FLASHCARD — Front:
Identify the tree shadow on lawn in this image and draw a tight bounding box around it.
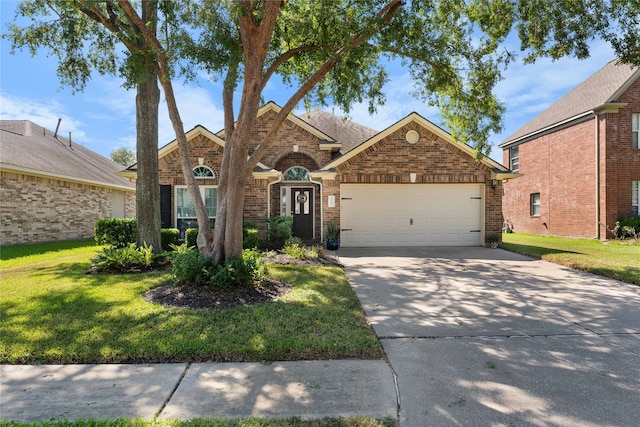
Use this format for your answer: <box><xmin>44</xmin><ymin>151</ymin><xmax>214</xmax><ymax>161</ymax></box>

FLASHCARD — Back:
<box><xmin>501</xmin><ymin>242</ymin><xmax>581</xmax><ymax>258</ymax></box>
<box><xmin>1</xmin><ymin>262</ymin><xmax>382</xmax><ymax>364</ymax></box>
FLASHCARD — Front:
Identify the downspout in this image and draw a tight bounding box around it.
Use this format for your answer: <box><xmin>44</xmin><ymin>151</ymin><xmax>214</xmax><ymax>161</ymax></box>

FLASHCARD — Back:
<box><xmin>594</xmin><ymin>110</ymin><xmax>601</xmax><ymax>239</ymax></box>
<box><xmin>266</xmin><ymin>173</ymin><xmax>283</xmax><ymax>220</ymax></box>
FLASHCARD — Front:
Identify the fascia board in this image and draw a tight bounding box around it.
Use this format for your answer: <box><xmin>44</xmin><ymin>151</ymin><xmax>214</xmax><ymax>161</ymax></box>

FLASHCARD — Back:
<box><xmin>322</xmin><ymin>112</ymin><xmax>509</xmax><ymax>172</ymax></box>
<box><xmin>1</xmin><ymin>162</ymin><xmax>136</xmax><ymax>192</ymax></box>
<box><xmin>216</xmin><ymin>101</ymin><xmax>337</xmax><ymax>143</ymax></box>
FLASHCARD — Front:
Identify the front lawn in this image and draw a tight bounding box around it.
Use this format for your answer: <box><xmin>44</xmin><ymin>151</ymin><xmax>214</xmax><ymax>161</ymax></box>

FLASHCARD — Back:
<box><xmin>0</xmin><ymin>241</ymin><xmax>382</xmax><ymax>364</ymax></box>
<box><xmin>501</xmin><ymin>233</ymin><xmax>640</xmax><ymax>285</ymax></box>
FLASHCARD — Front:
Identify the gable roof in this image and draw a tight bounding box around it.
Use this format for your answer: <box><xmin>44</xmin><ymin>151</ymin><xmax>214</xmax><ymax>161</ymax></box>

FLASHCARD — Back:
<box><xmin>322</xmin><ymin>112</ymin><xmax>512</xmax><ymax>174</ymax></box>
<box><xmin>216</xmin><ymin>102</ymin><xmax>337</xmax><ymax>144</ymax></box>
<box><xmin>500</xmin><ymin>59</ymin><xmax>640</xmax><ymax>147</ymax></box>
<box><xmin>0</xmin><ymin>120</ymin><xmax>135</xmax><ymax>191</ymax></box>
<box><xmin>297</xmin><ymin>109</ymin><xmax>378</xmax><ymax>154</ymax></box>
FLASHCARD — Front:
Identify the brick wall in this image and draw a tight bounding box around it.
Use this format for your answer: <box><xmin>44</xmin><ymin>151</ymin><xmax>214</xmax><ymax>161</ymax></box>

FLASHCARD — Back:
<box><xmin>335</xmin><ymin>122</ymin><xmax>502</xmax><ymax>243</ymax></box>
<box><xmin>601</xmin><ymin>78</ymin><xmax>640</xmax><ymax>235</ymax></box>
<box><xmin>1</xmin><ymin>171</ymin><xmax>135</xmax><ymax>246</ymax></box>
<box><xmin>158</xmin><ymin>117</ymin><xmax>505</xmax><ymax>245</ymax></box>
<box><xmin>502</xmin><ymin>77</ymin><xmax>640</xmax><ymax>239</ymax></box>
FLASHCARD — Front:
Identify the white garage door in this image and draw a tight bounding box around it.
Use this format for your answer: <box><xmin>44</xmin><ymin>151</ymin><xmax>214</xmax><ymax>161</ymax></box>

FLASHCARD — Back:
<box><xmin>340</xmin><ymin>184</ymin><xmax>483</xmax><ymax>247</ymax></box>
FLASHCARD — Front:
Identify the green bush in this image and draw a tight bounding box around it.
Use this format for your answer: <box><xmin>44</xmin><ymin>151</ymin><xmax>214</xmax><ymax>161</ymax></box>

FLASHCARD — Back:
<box><xmin>169</xmin><ymin>245</ymin><xmax>266</xmax><ymax>288</ymax></box>
<box><xmin>169</xmin><ymin>243</ymin><xmax>211</xmax><ymax>286</ymax></box>
<box><xmin>243</xmin><ymin>221</ymin><xmax>260</xmax><ymax>249</ymax></box>
<box><xmin>211</xmin><ymin>249</ymin><xmax>267</xmax><ymax>288</ymax></box>
<box><xmin>264</xmin><ymin>216</ymin><xmax>293</xmax><ymax>250</ymax></box>
<box><xmin>185</xmin><ymin>227</ymin><xmax>215</xmax><ymax>248</ymax></box>
<box><xmin>161</xmin><ymin>228</ymin><xmax>180</xmax><ymax>250</ymax></box>
<box><xmin>619</xmin><ymin>215</ymin><xmax>640</xmax><ymax>231</ymax></box>
<box><xmin>94</xmin><ymin>218</ymin><xmax>137</xmax><ymax>248</ymax></box>
<box><xmin>90</xmin><ymin>243</ymin><xmax>156</xmax><ymax>272</ymax></box>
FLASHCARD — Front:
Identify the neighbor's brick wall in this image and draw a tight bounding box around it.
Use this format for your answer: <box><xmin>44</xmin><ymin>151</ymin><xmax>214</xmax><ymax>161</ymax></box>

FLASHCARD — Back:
<box><xmin>0</xmin><ymin>171</ymin><xmax>135</xmax><ymax>246</ymax></box>
<box><xmin>502</xmin><ymin>119</ymin><xmax>597</xmax><ymax>238</ymax></box>
<box><xmin>336</xmin><ymin>122</ymin><xmax>502</xmax><ymax>243</ymax></box>
<box><xmin>601</xmin><ymin>78</ymin><xmax>640</xmax><ymax>236</ymax></box>
<box><xmin>502</xmin><ymin>77</ymin><xmax>640</xmax><ymax>239</ymax></box>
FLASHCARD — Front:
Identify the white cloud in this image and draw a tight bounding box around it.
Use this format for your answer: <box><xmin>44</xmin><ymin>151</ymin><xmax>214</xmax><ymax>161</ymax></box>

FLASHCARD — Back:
<box><xmin>0</xmin><ymin>91</ymin><xmax>87</xmax><ymax>141</ymax></box>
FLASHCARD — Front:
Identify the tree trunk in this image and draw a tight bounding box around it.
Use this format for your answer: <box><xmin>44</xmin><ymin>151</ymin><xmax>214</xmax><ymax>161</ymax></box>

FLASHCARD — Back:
<box><xmin>135</xmin><ymin>0</ymin><xmax>162</xmax><ymax>253</ymax></box>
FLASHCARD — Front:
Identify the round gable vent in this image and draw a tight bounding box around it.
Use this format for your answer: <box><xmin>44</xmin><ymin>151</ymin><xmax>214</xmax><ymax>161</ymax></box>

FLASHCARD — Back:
<box><xmin>406</xmin><ymin>130</ymin><xmax>420</xmax><ymax>144</ymax></box>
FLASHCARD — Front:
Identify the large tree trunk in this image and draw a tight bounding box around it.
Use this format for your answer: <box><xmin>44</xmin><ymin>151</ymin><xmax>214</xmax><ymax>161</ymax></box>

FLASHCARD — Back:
<box><xmin>135</xmin><ymin>0</ymin><xmax>162</xmax><ymax>253</ymax></box>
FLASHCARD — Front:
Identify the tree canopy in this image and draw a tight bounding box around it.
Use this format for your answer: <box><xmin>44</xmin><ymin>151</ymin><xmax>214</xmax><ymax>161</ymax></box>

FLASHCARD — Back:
<box><xmin>6</xmin><ymin>0</ymin><xmax>639</xmax><ymax>264</ymax></box>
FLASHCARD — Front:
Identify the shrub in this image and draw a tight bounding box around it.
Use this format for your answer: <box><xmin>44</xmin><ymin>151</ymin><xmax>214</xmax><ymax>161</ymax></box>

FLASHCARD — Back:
<box><xmin>264</xmin><ymin>216</ymin><xmax>293</xmax><ymax>250</ymax></box>
<box><xmin>161</xmin><ymin>228</ymin><xmax>180</xmax><ymax>250</ymax></box>
<box><xmin>94</xmin><ymin>218</ymin><xmax>137</xmax><ymax>248</ymax></box>
<box><xmin>283</xmin><ymin>237</ymin><xmax>306</xmax><ymax>259</ymax></box>
<box><xmin>169</xmin><ymin>243</ymin><xmax>211</xmax><ymax>286</ymax></box>
<box><xmin>169</xmin><ymin>245</ymin><xmax>266</xmax><ymax>288</ymax></box>
<box><xmin>243</xmin><ymin>221</ymin><xmax>260</xmax><ymax>249</ymax></box>
<box><xmin>90</xmin><ymin>243</ymin><xmax>156</xmax><ymax>272</ymax></box>
<box><xmin>619</xmin><ymin>215</ymin><xmax>640</xmax><ymax>235</ymax></box>
<box><xmin>210</xmin><ymin>249</ymin><xmax>267</xmax><ymax>288</ymax></box>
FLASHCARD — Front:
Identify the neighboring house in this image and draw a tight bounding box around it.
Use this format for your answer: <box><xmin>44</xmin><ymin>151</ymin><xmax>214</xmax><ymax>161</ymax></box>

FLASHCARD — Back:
<box><xmin>0</xmin><ymin>120</ymin><xmax>136</xmax><ymax>246</ymax></box>
<box><xmin>500</xmin><ymin>60</ymin><xmax>640</xmax><ymax>239</ymax></box>
<box><xmin>122</xmin><ymin>102</ymin><xmax>515</xmax><ymax>247</ymax></box>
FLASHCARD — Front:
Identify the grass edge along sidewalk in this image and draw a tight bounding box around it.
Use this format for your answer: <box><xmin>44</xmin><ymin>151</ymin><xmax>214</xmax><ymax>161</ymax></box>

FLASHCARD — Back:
<box><xmin>502</xmin><ymin>233</ymin><xmax>640</xmax><ymax>285</ymax></box>
<box><xmin>0</xmin><ymin>239</ymin><xmax>383</xmax><ymax>364</ymax></box>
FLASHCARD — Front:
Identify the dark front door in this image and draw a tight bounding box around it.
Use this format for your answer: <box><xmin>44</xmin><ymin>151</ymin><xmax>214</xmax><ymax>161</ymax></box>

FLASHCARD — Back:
<box><xmin>292</xmin><ymin>187</ymin><xmax>313</xmax><ymax>239</ymax></box>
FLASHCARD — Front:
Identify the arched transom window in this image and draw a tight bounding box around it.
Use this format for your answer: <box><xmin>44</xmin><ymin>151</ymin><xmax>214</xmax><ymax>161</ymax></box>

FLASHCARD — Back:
<box><xmin>283</xmin><ymin>166</ymin><xmax>310</xmax><ymax>181</ymax></box>
<box><xmin>193</xmin><ymin>166</ymin><xmax>215</xmax><ymax>178</ymax></box>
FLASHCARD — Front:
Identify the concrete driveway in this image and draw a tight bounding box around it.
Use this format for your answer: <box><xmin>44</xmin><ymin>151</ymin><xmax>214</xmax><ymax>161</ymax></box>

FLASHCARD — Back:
<box><xmin>339</xmin><ymin>247</ymin><xmax>640</xmax><ymax>427</ymax></box>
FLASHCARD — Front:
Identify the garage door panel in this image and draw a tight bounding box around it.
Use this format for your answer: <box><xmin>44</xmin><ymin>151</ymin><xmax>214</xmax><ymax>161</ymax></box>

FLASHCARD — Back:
<box><xmin>340</xmin><ymin>184</ymin><xmax>482</xmax><ymax>247</ymax></box>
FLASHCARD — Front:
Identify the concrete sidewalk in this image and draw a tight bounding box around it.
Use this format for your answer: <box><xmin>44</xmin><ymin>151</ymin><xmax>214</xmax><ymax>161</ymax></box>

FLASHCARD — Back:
<box><xmin>1</xmin><ymin>361</ymin><xmax>397</xmax><ymax>423</ymax></box>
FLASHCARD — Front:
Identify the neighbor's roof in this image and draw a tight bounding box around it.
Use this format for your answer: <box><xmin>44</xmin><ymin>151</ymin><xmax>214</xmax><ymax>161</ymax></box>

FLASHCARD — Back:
<box><xmin>298</xmin><ymin>109</ymin><xmax>379</xmax><ymax>154</ymax></box>
<box><xmin>500</xmin><ymin>59</ymin><xmax>639</xmax><ymax>147</ymax></box>
<box><xmin>0</xmin><ymin>120</ymin><xmax>135</xmax><ymax>191</ymax></box>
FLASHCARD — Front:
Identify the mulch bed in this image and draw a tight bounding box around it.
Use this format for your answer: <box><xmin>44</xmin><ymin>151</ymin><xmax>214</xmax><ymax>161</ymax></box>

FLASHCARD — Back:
<box><xmin>143</xmin><ymin>252</ymin><xmax>342</xmax><ymax>310</ymax></box>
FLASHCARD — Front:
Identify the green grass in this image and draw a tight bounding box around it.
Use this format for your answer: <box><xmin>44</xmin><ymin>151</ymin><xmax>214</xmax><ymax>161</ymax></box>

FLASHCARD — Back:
<box><xmin>502</xmin><ymin>233</ymin><xmax>640</xmax><ymax>285</ymax></box>
<box><xmin>0</xmin><ymin>417</ymin><xmax>395</xmax><ymax>427</ymax></box>
<box><xmin>0</xmin><ymin>241</ymin><xmax>382</xmax><ymax>364</ymax></box>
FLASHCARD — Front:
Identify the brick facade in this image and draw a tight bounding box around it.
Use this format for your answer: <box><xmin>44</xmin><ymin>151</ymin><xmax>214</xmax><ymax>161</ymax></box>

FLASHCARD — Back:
<box><xmin>0</xmin><ymin>171</ymin><xmax>135</xmax><ymax>246</ymax></box>
<box><xmin>502</xmin><ymin>78</ymin><xmax>640</xmax><ymax>239</ymax></box>
<box><xmin>157</xmin><ymin>106</ymin><xmax>507</xmax><ymax>246</ymax></box>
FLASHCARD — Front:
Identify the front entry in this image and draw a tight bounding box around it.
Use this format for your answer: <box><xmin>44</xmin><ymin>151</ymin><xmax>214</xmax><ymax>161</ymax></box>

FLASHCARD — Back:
<box><xmin>291</xmin><ymin>187</ymin><xmax>314</xmax><ymax>239</ymax></box>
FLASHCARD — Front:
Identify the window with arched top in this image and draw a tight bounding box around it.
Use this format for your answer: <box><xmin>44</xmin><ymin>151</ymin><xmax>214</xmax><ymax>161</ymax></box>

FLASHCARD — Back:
<box><xmin>283</xmin><ymin>166</ymin><xmax>309</xmax><ymax>181</ymax></box>
<box><xmin>193</xmin><ymin>166</ymin><xmax>215</xmax><ymax>178</ymax></box>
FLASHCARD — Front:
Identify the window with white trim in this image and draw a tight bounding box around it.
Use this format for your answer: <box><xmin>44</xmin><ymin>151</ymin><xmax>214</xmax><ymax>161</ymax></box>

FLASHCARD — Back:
<box><xmin>283</xmin><ymin>166</ymin><xmax>310</xmax><ymax>181</ymax></box>
<box><xmin>633</xmin><ymin>181</ymin><xmax>639</xmax><ymax>216</ymax></box>
<box><xmin>176</xmin><ymin>186</ymin><xmax>217</xmax><ymax>238</ymax></box>
<box><xmin>510</xmin><ymin>146</ymin><xmax>519</xmax><ymax>172</ymax></box>
<box><xmin>193</xmin><ymin>166</ymin><xmax>215</xmax><ymax>178</ymax></box>
<box><xmin>530</xmin><ymin>193</ymin><xmax>541</xmax><ymax>216</ymax></box>
<box><xmin>633</xmin><ymin>113</ymin><xmax>639</xmax><ymax>149</ymax></box>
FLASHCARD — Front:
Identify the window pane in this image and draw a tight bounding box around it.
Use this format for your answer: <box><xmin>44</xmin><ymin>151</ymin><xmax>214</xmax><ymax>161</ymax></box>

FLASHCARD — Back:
<box><xmin>204</xmin><ymin>187</ymin><xmax>217</xmax><ymax>218</ymax></box>
<box><xmin>284</xmin><ymin>167</ymin><xmax>309</xmax><ymax>181</ymax></box>
<box><xmin>531</xmin><ymin>193</ymin><xmax>540</xmax><ymax>216</ymax></box>
<box><xmin>633</xmin><ymin>181</ymin><xmax>639</xmax><ymax>215</ymax></box>
<box><xmin>510</xmin><ymin>147</ymin><xmax>519</xmax><ymax>171</ymax></box>
<box><xmin>193</xmin><ymin>166</ymin><xmax>215</xmax><ymax>178</ymax></box>
<box><xmin>634</xmin><ymin>114</ymin><xmax>639</xmax><ymax>149</ymax></box>
<box><xmin>177</xmin><ymin>188</ymin><xmax>196</xmax><ymax>218</ymax></box>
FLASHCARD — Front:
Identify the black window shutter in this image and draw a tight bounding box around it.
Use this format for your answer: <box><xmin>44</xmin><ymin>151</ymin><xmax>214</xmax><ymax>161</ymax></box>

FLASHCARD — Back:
<box><xmin>160</xmin><ymin>185</ymin><xmax>172</xmax><ymax>228</ymax></box>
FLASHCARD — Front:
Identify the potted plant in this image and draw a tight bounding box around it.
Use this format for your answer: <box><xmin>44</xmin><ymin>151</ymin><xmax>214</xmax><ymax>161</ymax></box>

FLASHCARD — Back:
<box><xmin>326</xmin><ymin>221</ymin><xmax>340</xmax><ymax>250</ymax></box>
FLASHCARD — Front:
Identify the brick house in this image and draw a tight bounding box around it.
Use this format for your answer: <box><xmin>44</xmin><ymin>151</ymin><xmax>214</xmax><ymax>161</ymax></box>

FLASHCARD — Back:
<box><xmin>0</xmin><ymin>120</ymin><xmax>136</xmax><ymax>246</ymax></box>
<box><xmin>124</xmin><ymin>102</ymin><xmax>515</xmax><ymax>247</ymax></box>
<box><xmin>499</xmin><ymin>60</ymin><xmax>640</xmax><ymax>239</ymax></box>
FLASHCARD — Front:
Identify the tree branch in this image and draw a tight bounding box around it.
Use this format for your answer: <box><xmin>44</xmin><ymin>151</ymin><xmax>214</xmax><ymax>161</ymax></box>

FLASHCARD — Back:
<box><xmin>247</xmin><ymin>0</ymin><xmax>404</xmax><ymax>168</ymax></box>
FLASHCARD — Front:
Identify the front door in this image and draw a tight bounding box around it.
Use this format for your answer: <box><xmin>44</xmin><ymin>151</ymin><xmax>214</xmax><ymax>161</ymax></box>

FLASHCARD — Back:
<box><xmin>292</xmin><ymin>187</ymin><xmax>313</xmax><ymax>239</ymax></box>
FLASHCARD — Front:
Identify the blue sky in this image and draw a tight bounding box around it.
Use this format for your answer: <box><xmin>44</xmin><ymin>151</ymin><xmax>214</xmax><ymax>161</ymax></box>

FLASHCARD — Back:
<box><xmin>1</xmin><ymin>1</ymin><xmax>617</xmax><ymax>163</ymax></box>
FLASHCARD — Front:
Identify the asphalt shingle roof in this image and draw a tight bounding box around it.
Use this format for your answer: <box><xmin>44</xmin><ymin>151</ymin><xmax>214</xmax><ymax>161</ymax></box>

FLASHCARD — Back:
<box><xmin>0</xmin><ymin>120</ymin><xmax>135</xmax><ymax>190</ymax></box>
<box><xmin>298</xmin><ymin>109</ymin><xmax>379</xmax><ymax>154</ymax></box>
<box><xmin>501</xmin><ymin>59</ymin><xmax>639</xmax><ymax>146</ymax></box>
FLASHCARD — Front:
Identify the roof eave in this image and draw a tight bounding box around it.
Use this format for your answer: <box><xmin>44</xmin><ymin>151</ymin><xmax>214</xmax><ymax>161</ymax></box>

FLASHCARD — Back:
<box><xmin>1</xmin><ymin>162</ymin><xmax>135</xmax><ymax>191</ymax></box>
